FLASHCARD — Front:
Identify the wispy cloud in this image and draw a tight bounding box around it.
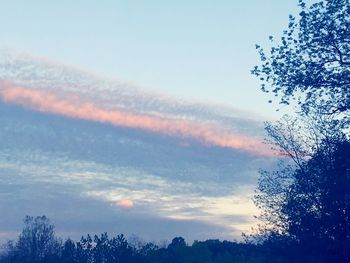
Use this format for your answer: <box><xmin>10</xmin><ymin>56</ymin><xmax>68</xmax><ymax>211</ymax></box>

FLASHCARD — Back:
<box><xmin>0</xmin><ymin>50</ymin><xmax>274</xmax><ymax>155</ymax></box>
<box><xmin>0</xmin><ymin>81</ymin><xmax>270</xmax><ymax>156</ymax></box>
<box><xmin>0</xmin><ymin>50</ymin><xmax>275</xmax><ymax>241</ymax></box>
<box><xmin>0</xmin><ymin>150</ymin><xmax>261</xmax><ymax>240</ymax></box>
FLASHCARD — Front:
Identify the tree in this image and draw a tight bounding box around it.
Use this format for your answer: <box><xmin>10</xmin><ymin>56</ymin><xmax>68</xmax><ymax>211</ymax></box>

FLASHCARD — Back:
<box><xmin>2</xmin><ymin>215</ymin><xmax>61</xmax><ymax>263</ymax></box>
<box><xmin>251</xmin><ymin>1</ymin><xmax>350</xmax><ymax>261</ymax></box>
<box><xmin>254</xmin><ymin>114</ymin><xmax>350</xmax><ymax>262</ymax></box>
<box><xmin>252</xmin><ymin>0</ymin><xmax>350</xmax><ymax>120</ymax></box>
<box><xmin>283</xmin><ymin>138</ymin><xmax>350</xmax><ymax>261</ymax></box>
<box><xmin>61</xmin><ymin>238</ymin><xmax>76</xmax><ymax>263</ymax></box>
<box><xmin>167</xmin><ymin>237</ymin><xmax>186</xmax><ymax>250</ymax></box>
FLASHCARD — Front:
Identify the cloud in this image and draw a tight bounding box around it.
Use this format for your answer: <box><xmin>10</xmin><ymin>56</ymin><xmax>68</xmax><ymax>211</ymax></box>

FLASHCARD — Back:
<box><xmin>117</xmin><ymin>199</ymin><xmax>134</xmax><ymax>208</ymax></box>
<box><xmin>0</xmin><ymin>81</ymin><xmax>272</xmax><ymax>156</ymax></box>
<box><xmin>0</xmin><ymin>50</ymin><xmax>270</xmax><ymax>132</ymax></box>
<box><xmin>0</xmin><ymin>50</ymin><xmax>277</xmax><ymax>242</ymax></box>
<box><xmin>0</xmin><ymin>150</ymin><xmax>262</xmax><ymax>241</ymax></box>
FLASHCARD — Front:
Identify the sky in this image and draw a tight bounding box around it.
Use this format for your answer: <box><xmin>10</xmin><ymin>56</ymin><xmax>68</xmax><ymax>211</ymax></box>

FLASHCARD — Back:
<box><xmin>0</xmin><ymin>0</ymin><xmax>300</xmax><ymax>117</ymax></box>
<box><xmin>0</xmin><ymin>1</ymin><xmax>301</xmax><ymax>243</ymax></box>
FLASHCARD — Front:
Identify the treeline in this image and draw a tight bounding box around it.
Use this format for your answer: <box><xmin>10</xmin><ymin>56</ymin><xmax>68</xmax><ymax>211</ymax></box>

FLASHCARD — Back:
<box><xmin>0</xmin><ymin>215</ymin><xmax>295</xmax><ymax>263</ymax></box>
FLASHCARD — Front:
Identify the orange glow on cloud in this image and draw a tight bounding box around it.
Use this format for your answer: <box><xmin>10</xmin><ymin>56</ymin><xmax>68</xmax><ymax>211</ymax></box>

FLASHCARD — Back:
<box><xmin>0</xmin><ymin>81</ymin><xmax>273</xmax><ymax>156</ymax></box>
<box><xmin>117</xmin><ymin>199</ymin><xmax>134</xmax><ymax>208</ymax></box>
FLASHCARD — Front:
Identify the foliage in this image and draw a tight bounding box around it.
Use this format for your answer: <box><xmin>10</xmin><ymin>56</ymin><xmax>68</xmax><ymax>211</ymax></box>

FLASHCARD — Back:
<box><xmin>254</xmin><ymin>116</ymin><xmax>350</xmax><ymax>262</ymax></box>
<box><xmin>252</xmin><ymin>1</ymin><xmax>350</xmax><ymax>261</ymax></box>
<box><xmin>0</xmin><ymin>216</ymin><xmax>288</xmax><ymax>263</ymax></box>
<box><xmin>1</xmin><ymin>215</ymin><xmax>61</xmax><ymax>263</ymax></box>
<box><xmin>283</xmin><ymin>138</ymin><xmax>350</xmax><ymax>260</ymax></box>
<box><xmin>252</xmin><ymin>0</ymin><xmax>350</xmax><ymax>120</ymax></box>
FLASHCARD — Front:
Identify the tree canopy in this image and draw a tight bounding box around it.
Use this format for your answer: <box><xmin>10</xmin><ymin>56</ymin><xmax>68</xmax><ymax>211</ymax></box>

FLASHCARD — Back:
<box><xmin>2</xmin><ymin>216</ymin><xmax>60</xmax><ymax>263</ymax></box>
<box><xmin>0</xmin><ymin>216</ymin><xmax>279</xmax><ymax>263</ymax></box>
<box><xmin>255</xmin><ymin>132</ymin><xmax>350</xmax><ymax>261</ymax></box>
<box><xmin>252</xmin><ymin>1</ymin><xmax>350</xmax><ymax>262</ymax></box>
<box><xmin>252</xmin><ymin>0</ymin><xmax>350</xmax><ymax>119</ymax></box>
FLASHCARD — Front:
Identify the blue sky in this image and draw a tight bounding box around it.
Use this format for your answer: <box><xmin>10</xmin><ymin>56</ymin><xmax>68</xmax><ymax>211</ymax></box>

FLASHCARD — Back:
<box><xmin>0</xmin><ymin>0</ymin><xmax>299</xmax><ymax>117</ymax></box>
<box><xmin>0</xmin><ymin>1</ymin><xmax>300</xmax><ymax>242</ymax></box>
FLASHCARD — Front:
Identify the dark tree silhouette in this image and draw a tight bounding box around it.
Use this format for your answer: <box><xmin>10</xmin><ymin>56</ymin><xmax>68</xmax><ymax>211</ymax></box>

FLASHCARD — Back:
<box><xmin>61</xmin><ymin>238</ymin><xmax>76</xmax><ymax>263</ymax></box>
<box><xmin>283</xmin><ymin>138</ymin><xmax>350</xmax><ymax>262</ymax></box>
<box><xmin>0</xmin><ymin>216</ymin><xmax>300</xmax><ymax>263</ymax></box>
<box><xmin>252</xmin><ymin>1</ymin><xmax>350</xmax><ymax>261</ymax></box>
<box><xmin>254</xmin><ymin>118</ymin><xmax>350</xmax><ymax>262</ymax></box>
<box><xmin>252</xmin><ymin>0</ymin><xmax>350</xmax><ymax>118</ymax></box>
<box><xmin>2</xmin><ymin>215</ymin><xmax>61</xmax><ymax>263</ymax></box>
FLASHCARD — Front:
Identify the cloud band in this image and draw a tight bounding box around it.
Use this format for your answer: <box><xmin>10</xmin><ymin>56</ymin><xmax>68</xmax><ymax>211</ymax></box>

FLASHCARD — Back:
<box><xmin>0</xmin><ymin>81</ymin><xmax>271</xmax><ymax>156</ymax></box>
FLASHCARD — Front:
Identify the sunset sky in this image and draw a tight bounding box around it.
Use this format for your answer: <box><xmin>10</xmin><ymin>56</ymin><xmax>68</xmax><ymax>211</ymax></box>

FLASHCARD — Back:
<box><xmin>0</xmin><ymin>1</ymin><xmax>300</xmax><ymax>242</ymax></box>
<box><xmin>0</xmin><ymin>0</ymin><xmax>299</xmax><ymax>116</ymax></box>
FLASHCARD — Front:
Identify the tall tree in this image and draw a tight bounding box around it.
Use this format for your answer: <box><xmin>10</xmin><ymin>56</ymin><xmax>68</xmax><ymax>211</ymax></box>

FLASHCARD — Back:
<box><xmin>3</xmin><ymin>215</ymin><xmax>61</xmax><ymax>263</ymax></box>
<box><xmin>252</xmin><ymin>0</ymin><xmax>350</xmax><ymax>121</ymax></box>
<box><xmin>255</xmin><ymin>118</ymin><xmax>350</xmax><ymax>261</ymax></box>
<box><xmin>252</xmin><ymin>1</ymin><xmax>350</xmax><ymax>262</ymax></box>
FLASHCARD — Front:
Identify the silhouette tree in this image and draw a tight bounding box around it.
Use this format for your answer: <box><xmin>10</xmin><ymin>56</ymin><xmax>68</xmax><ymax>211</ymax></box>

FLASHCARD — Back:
<box><xmin>252</xmin><ymin>0</ymin><xmax>350</xmax><ymax>119</ymax></box>
<box><xmin>61</xmin><ymin>238</ymin><xmax>76</xmax><ymax>263</ymax></box>
<box><xmin>0</xmin><ymin>217</ymin><xmax>303</xmax><ymax>263</ymax></box>
<box><xmin>167</xmin><ymin>237</ymin><xmax>186</xmax><ymax>250</ymax></box>
<box><xmin>252</xmin><ymin>1</ymin><xmax>350</xmax><ymax>261</ymax></box>
<box><xmin>284</xmin><ymin>138</ymin><xmax>350</xmax><ymax>261</ymax></box>
<box><xmin>255</xmin><ymin>118</ymin><xmax>350</xmax><ymax>262</ymax></box>
<box><xmin>2</xmin><ymin>215</ymin><xmax>61</xmax><ymax>263</ymax></box>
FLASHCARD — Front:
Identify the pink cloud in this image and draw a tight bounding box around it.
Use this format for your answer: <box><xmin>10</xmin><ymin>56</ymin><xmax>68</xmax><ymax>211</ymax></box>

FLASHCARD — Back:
<box><xmin>0</xmin><ymin>81</ymin><xmax>273</xmax><ymax>156</ymax></box>
<box><xmin>117</xmin><ymin>199</ymin><xmax>134</xmax><ymax>208</ymax></box>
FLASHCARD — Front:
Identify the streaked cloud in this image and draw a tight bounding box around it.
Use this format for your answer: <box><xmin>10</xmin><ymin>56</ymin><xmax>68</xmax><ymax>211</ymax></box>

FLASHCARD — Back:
<box><xmin>0</xmin><ymin>50</ymin><xmax>277</xmax><ymax>242</ymax></box>
<box><xmin>0</xmin><ymin>148</ymin><xmax>260</xmax><ymax>240</ymax></box>
<box><xmin>0</xmin><ymin>50</ymin><xmax>274</xmax><ymax>156</ymax></box>
<box><xmin>0</xmin><ymin>81</ymin><xmax>271</xmax><ymax>156</ymax></box>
